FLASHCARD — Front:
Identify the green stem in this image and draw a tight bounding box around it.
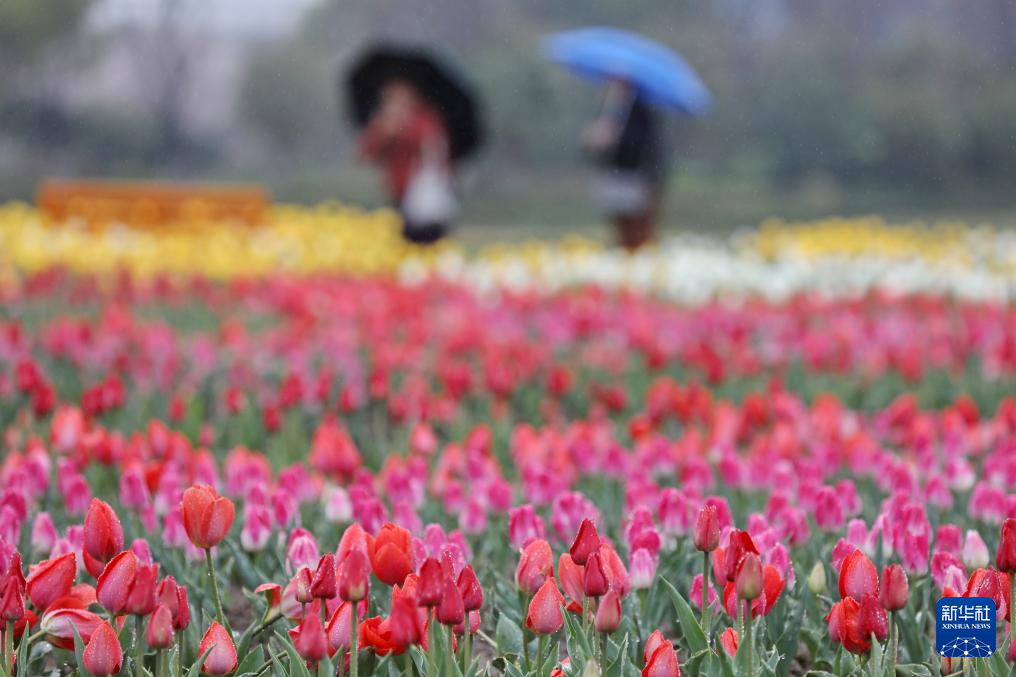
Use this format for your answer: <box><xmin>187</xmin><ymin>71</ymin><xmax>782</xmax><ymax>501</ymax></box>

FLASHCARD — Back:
<box><xmin>702</xmin><ymin>552</ymin><xmax>710</xmax><ymax>640</ymax></box>
<box><xmin>600</xmin><ymin>632</ymin><xmax>608</xmax><ymax>676</ymax></box>
<box><xmin>446</xmin><ymin>626</ymin><xmax>455</xmax><ymax>677</ymax></box>
<box><xmin>176</xmin><ymin>631</ymin><xmax>184</xmax><ymax>677</ymax></box>
<box><xmin>462</xmin><ymin>626</ymin><xmax>471</xmax><ymax>674</ymax></box>
<box><xmin>134</xmin><ymin>615</ymin><xmax>145</xmax><ymax>676</ymax></box>
<box><xmin>536</xmin><ymin>634</ymin><xmax>547</xmax><ymax>674</ymax></box>
<box><xmin>350</xmin><ymin>603</ymin><xmax>359</xmax><ymax>677</ymax></box>
<box><xmin>3</xmin><ymin>622</ymin><xmax>12</xmax><ymax>677</ymax></box>
<box><xmin>582</xmin><ymin>597</ymin><xmax>590</xmax><ymax>636</ymax></box>
<box><xmin>888</xmin><ymin>611</ymin><xmax>898</xmax><ymax>676</ymax></box>
<box><xmin>156</xmin><ymin>649</ymin><xmax>167</xmax><ymax>677</ymax></box>
<box><xmin>425</xmin><ymin>611</ymin><xmax>435</xmax><ymax>677</ymax></box>
<box><xmin>1010</xmin><ymin>574</ymin><xmax>1015</xmax><ymax>653</ymax></box>
<box><xmin>744</xmin><ymin>611</ymin><xmax>754</xmax><ymax>677</ymax></box>
<box><xmin>204</xmin><ymin>548</ymin><xmax>228</xmax><ymax>630</ymax></box>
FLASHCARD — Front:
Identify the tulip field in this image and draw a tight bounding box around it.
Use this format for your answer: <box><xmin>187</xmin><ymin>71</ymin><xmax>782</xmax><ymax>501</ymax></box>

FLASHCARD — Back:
<box><xmin>0</xmin><ymin>204</ymin><xmax>1015</xmax><ymax>677</ymax></box>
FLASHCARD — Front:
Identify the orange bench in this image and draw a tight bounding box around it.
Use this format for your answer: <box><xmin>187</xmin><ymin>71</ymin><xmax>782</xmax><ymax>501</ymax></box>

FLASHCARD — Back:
<box><xmin>36</xmin><ymin>180</ymin><xmax>272</xmax><ymax>227</ymax></box>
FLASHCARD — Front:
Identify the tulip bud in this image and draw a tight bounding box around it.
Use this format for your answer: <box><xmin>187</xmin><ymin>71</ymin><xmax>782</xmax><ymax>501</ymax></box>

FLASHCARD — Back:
<box><xmin>437</xmin><ymin>575</ymin><xmax>465</xmax><ymax>627</ymax></box>
<box><xmin>859</xmin><ymin>593</ymin><xmax>888</xmax><ymax>642</ymax></box>
<box><xmin>629</xmin><ymin>548</ymin><xmax>657</xmax><ymax>591</ymax></box>
<box><xmin>83</xmin><ymin>621</ymin><xmax>122</xmax><ymax>677</ymax></box>
<box><xmin>693</xmin><ymin>505</ymin><xmax>720</xmax><ymax>552</ymax></box>
<box><xmin>735</xmin><ymin>553</ymin><xmax>763</xmax><ymax>601</ymax></box>
<box><xmin>417</xmin><ymin>557</ymin><xmax>443</xmax><ymax>608</ymax></box>
<box><xmin>198</xmin><ymin>622</ymin><xmax>238</xmax><ymax>675</ymax></box>
<box><xmin>289</xmin><ymin>567</ymin><xmax>312</xmax><ymax>604</ymax></box>
<box><xmin>0</xmin><ymin>578</ymin><xmax>24</xmax><ymax>622</ymax></box>
<box><xmin>525</xmin><ymin>579</ymin><xmax>565</xmax><ymax>635</ymax></box>
<box><xmin>879</xmin><ymin>564</ymin><xmax>909</xmax><ymax>612</ymax></box>
<box><xmin>569</xmin><ymin>519</ymin><xmax>600</xmax><ymax>567</ymax></box>
<box><xmin>338</xmin><ymin>550</ymin><xmax>369</xmax><ymax>602</ymax></box>
<box><xmin>594</xmin><ymin>589</ymin><xmax>621</xmax><ymax>634</ymax></box>
<box><xmin>146</xmin><ymin>605</ymin><xmax>174</xmax><ymax>649</ymax></box>
<box><xmin>961</xmin><ymin>530</ymin><xmax>989</xmax><ymax>570</ymax></box>
<box><xmin>515</xmin><ymin>539</ymin><xmax>553</xmax><ymax>595</ymax></box>
<box><xmin>807</xmin><ymin>562</ymin><xmax>827</xmax><ymax>595</ymax></box>
<box><xmin>457</xmin><ymin>565</ymin><xmax>483</xmax><ymax>612</ymax></box>
<box><xmin>583</xmin><ymin>551</ymin><xmax>609</xmax><ymax>598</ymax></box>
<box><xmin>290</xmin><ymin>611</ymin><xmax>328</xmax><ymax>663</ymax></box>
<box><xmin>310</xmin><ymin>554</ymin><xmax>337</xmax><ymax>600</ymax></box>
<box><xmin>719</xmin><ymin>627</ymin><xmax>739</xmax><ymax>657</ymax></box>
<box><xmin>996</xmin><ymin>518</ymin><xmax>1016</xmax><ymax>573</ymax></box>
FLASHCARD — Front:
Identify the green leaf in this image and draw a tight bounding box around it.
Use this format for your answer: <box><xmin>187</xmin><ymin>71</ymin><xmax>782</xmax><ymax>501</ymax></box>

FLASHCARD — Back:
<box><xmin>661</xmin><ymin>578</ymin><xmax>709</xmax><ymax>655</ymax></box>
<box><xmin>281</xmin><ymin>638</ymin><xmax>314</xmax><ymax>677</ymax></box>
<box><xmin>893</xmin><ymin>664</ymin><xmax>933</xmax><ymax>677</ymax></box>
<box><xmin>235</xmin><ymin>647</ymin><xmax>266</xmax><ymax>675</ymax></box>
<box><xmin>495</xmin><ymin>614</ymin><xmax>524</xmax><ymax>656</ymax></box>
<box><xmin>71</xmin><ymin>623</ymin><xmax>97</xmax><ymax>677</ymax></box>
<box><xmin>185</xmin><ymin>647</ymin><xmax>215</xmax><ymax>677</ymax></box>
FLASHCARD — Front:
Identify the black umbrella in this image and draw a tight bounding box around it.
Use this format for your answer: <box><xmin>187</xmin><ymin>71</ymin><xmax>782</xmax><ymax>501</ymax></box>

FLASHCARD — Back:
<box><xmin>345</xmin><ymin>45</ymin><xmax>484</xmax><ymax>161</ymax></box>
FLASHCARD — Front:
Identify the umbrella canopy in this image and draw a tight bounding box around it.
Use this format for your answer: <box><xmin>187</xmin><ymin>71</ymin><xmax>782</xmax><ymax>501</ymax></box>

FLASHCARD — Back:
<box><xmin>346</xmin><ymin>45</ymin><xmax>484</xmax><ymax>161</ymax></box>
<box><xmin>544</xmin><ymin>28</ymin><xmax>711</xmax><ymax>116</ymax></box>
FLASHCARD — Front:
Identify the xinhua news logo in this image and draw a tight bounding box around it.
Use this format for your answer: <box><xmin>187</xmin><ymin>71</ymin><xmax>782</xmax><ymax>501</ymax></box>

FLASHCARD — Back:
<box><xmin>936</xmin><ymin>597</ymin><xmax>997</xmax><ymax>658</ymax></box>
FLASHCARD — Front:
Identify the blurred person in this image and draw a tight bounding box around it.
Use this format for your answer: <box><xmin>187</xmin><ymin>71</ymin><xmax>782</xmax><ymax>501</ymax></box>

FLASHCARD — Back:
<box><xmin>357</xmin><ymin>79</ymin><xmax>455</xmax><ymax>244</ymax></box>
<box><xmin>583</xmin><ymin>80</ymin><xmax>665</xmax><ymax>250</ymax></box>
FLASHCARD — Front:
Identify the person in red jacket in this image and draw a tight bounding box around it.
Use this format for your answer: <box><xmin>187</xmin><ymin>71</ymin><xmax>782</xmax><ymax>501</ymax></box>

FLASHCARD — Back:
<box><xmin>358</xmin><ymin>79</ymin><xmax>453</xmax><ymax>244</ymax></box>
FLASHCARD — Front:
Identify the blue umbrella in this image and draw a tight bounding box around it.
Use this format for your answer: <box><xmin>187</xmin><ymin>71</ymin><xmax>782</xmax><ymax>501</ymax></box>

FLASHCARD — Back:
<box><xmin>544</xmin><ymin>28</ymin><xmax>711</xmax><ymax>116</ymax></box>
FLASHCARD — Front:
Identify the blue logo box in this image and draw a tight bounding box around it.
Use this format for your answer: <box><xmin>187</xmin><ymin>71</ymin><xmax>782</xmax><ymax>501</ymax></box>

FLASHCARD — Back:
<box><xmin>936</xmin><ymin>597</ymin><xmax>997</xmax><ymax>658</ymax></box>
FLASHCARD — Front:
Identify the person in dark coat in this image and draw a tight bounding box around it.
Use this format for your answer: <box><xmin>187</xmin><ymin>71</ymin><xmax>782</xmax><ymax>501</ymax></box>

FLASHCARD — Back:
<box><xmin>583</xmin><ymin>80</ymin><xmax>667</xmax><ymax>250</ymax></box>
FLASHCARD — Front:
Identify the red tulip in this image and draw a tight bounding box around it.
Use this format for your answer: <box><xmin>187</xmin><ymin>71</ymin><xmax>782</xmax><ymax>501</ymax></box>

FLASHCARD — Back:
<box><xmin>146</xmin><ymin>605</ymin><xmax>174</xmax><ymax>649</ymax></box>
<box><xmin>338</xmin><ymin>550</ymin><xmax>369</xmax><ymax>602</ymax></box>
<box><xmin>838</xmin><ymin>549</ymin><xmax>878</xmax><ymax>601</ymax></box>
<box><xmin>457</xmin><ymin>565</ymin><xmax>483</xmax><ymax>612</ymax></box>
<box><xmin>326</xmin><ymin>602</ymin><xmax>352</xmax><ymax>652</ymax></box>
<box><xmin>0</xmin><ymin>578</ymin><xmax>25</xmax><ymax>622</ymax></box>
<box><xmin>525</xmin><ymin>579</ymin><xmax>564</xmax><ymax>635</ymax></box>
<box><xmin>598</xmin><ymin>544</ymin><xmax>631</xmax><ymax>599</ymax></box>
<box><xmin>644</xmin><ymin>630</ymin><xmax>667</xmax><ymax>664</ymax></box>
<box><xmin>311</xmin><ymin>554</ymin><xmax>337</xmax><ymax>600</ymax></box>
<box><xmin>181</xmin><ymin>485</ymin><xmax>235</xmax><ymax>549</ymax></box>
<box><xmin>359</xmin><ymin>616</ymin><xmax>404</xmax><ymax>656</ymax></box>
<box><xmin>516</xmin><ymin>539</ymin><xmax>553</xmax><ymax>595</ymax></box>
<box><xmin>569</xmin><ymin>519</ymin><xmax>600</xmax><ymax>566</ymax></box>
<box><xmin>643</xmin><ymin>638</ymin><xmax>681</xmax><ymax>677</ymax></box>
<box><xmin>40</xmin><ymin>606</ymin><xmax>103</xmax><ymax>650</ymax></box>
<box><xmin>735</xmin><ymin>553</ymin><xmax>763</xmax><ymax>601</ymax></box>
<box><xmin>83</xmin><ymin>499</ymin><xmax>124</xmax><ymax>568</ymax></box>
<box><xmin>827</xmin><ymin>596</ymin><xmax>878</xmax><ymax>654</ymax></box>
<box><xmin>83</xmin><ymin>620</ymin><xmax>122</xmax><ymax>676</ymax></box>
<box><xmin>595</xmin><ymin>589</ymin><xmax>621</xmax><ymax>633</ymax></box>
<box><xmin>198</xmin><ymin>622</ymin><xmax>238</xmax><ymax>675</ymax></box>
<box><xmin>96</xmin><ymin>551</ymin><xmax>138</xmax><ymax>615</ymax></box>
<box><xmin>719</xmin><ymin>627</ymin><xmax>738</xmax><ymax>657</ymax></box>
<box><xmin>437</xmin><ymin>575</ymin><xmax>465</xmax><ymax>626</ymax></box>
<box><xmin>26</xmin><ymin>552</ymin><xmax>76</xmax><ymax>612</ymax></box>
<box><xmin>858</xmin><ymin>593</ymin><xmax>888</xmax><ymax>642</ymax></box>
<box><xmin>557</xmin><ymin>553</ymin><xmax>585</xmax><ymax>612</ymax></box>
<box><xmin>723</xmin><ymin>531</ymin><xmax>759</xmax><ymax>582</ymax></box>
<box><xmin>879</xmin><ymin>564</ymin><xmax>909</xmax><ymax>611</ymax></box>
<box><xmin>368</xmin><ymin>523</ymin><xmax>413</xmax><ymax>587</ymax></box>
<box><xmin>583</xmin><ymin>550</ymin><xmax>609</xmax><ymax>598</ymax></box>
<box><xmin>417</xmin><ymin>557</ymin><xmax>443</xmax><ymax>607</ymax></box>
<box><xmin>997</xmin><ymin>518</ymin><xmax>1016</xmax><ymax>573</ymax></box>
<box><xmin>125</xmin><ymin>562</ymin><xmax>159</xmax><ymax>616</ymax></box>
<box><xmin>293</xmin><ymin>567</ymin><xmax>314</xmax><ymax>605</ymax></box>
<box><xmin>389</xmin><ymin>595</ymin><xmax>425</xmax><ymax>647</ymax></box>
<box><xmin>693</xmin><ymin>505</ymin><xmax>720</xmax><ymax>552</ymax></box>
<box><xmin>289</xmin><ymin>611</ymin><xmax>328</xmax><ymax>663</ymax></box>
<box><xmin>156</xmin><ymin>577</ymin><xmax>190</xmax><ymax>631</ymax></box>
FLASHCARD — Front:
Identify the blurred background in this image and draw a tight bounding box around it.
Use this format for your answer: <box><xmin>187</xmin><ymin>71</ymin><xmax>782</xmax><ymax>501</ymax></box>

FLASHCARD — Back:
<box><xmin>3</xmin><ymin>0</ymin><xmax>1016</xmax><ymax>240</ymax></box>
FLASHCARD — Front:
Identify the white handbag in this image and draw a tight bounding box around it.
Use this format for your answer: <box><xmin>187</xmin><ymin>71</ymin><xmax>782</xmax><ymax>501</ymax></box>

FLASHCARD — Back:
<box><xmin>402</xmin><ymin>139</ymin><xmax>458</xmax><ymax>226</ymax></box>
